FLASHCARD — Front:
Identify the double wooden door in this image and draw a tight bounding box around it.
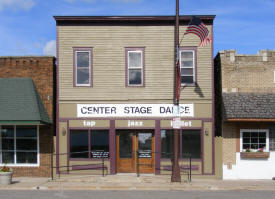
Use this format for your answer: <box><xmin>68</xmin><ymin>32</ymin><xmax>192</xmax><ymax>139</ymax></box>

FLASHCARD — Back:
<box><xmin>116</xmin><ymin>130</ymin><xmax>155</xmax><ymax>173</ymax></box>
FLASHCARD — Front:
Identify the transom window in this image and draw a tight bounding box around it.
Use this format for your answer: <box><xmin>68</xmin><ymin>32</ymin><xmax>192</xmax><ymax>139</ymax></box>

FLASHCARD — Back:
<box><xmin>180</xmin><ymin>48</ymin><xmax>196</xmax><ymax>84</ymax></box>
<box><xmin>74</xmin><ymin>48</ymin><xmax>93</xmax><ymax>86</ymax></box>
<box><xmin>0</xmin><ymin>125</ymin><xmax>39</xmax><ymax>166</ymax></box>
<box><xmin>70</xmin><ymin>129</ymin><xmax>109</xmax><ymax>159</ymax></box>
<box><xmin>126</xmin><ymin>48</ymin><xmax>144</xmax><ymax>86</ymax></box>
<box><xmin>240</xmin><ymin>129</ymin><xmax>269</xmax><ymax>152</ymax></box>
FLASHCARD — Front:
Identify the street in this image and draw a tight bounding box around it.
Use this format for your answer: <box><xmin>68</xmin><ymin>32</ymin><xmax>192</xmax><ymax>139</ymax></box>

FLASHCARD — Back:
<box><xmin>0</xmin><ymin>190</ymin><xmax>275</xmax><ymax>199</ymax></box>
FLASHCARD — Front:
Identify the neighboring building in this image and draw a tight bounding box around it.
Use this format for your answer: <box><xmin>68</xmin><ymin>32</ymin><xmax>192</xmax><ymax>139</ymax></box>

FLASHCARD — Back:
<box><xmin>55</xmin><ymin>15</ymin><xmax>219</xmax><ymax>178</ymax></box>
<box><xmin>0</xmin><ymin>56</ymin><xmax>55</xmax><ymax>177</ymax></box>
<box><xmin>215</xmin><ymin>50</ymin><xmax>275</xmax><ymax>179</ymax></box>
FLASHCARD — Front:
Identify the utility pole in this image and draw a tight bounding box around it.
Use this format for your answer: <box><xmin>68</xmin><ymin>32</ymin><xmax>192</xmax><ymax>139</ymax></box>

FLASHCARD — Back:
<box><xmin>171</xmin><ymin>0</ymin><xmax>181</xmax><ymax>182</ymax></box>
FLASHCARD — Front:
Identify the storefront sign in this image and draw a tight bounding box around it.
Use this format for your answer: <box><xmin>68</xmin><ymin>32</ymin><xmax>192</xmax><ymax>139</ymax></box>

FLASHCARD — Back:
<box><xmin>83</xmin><ymin>120</ymin><xmax>96</xmax><ymax>127</ymax></box>
<box><xmin>160</xmin><ymin>120</ymin><xmax>202</xmax><ymax>128</ymax></box>
<box><xmin>171</xmin><ymin>120</ymin><xmax>192</xmax><ymax>127</ymax></box>
<box><xmin>128</xmin><ymin>120</ymin><xmax>143</xmax><ymax>127</ymax></box>
<box><xmin>68</xmin><ymin>120</ymin><xmax>110</xmax><ymax>128</ymax></box>
<box><xmin>77</xmin><ymin>104</ymin><xmax>194</xmax><ymax>118</ymax></box>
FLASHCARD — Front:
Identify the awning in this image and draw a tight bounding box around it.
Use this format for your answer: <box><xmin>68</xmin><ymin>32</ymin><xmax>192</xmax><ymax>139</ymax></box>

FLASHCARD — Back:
<box><xmin>0</xmin><ymin>78</ymin><xmax>51</xmax><ymax>125</ymax></box>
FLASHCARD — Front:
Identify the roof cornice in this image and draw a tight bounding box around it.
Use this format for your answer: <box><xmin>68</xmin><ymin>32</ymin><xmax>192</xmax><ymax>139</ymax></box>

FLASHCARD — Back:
<box><xmin>54</xmin><ymin>15</ymin><xmax>215</xmax><ymax>23</ymax></box>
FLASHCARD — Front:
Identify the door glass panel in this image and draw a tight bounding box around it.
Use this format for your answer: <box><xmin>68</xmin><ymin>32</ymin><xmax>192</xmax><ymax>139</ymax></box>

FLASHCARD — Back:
<box><xmin>138</xmin><ymin>133</ymin><xmax>152</xmax><ymax>158</ymax></box>
<box><xmin>119</xmin><ymin>133</ymin><xmax>133</xmax><ymax>158</ymax></box>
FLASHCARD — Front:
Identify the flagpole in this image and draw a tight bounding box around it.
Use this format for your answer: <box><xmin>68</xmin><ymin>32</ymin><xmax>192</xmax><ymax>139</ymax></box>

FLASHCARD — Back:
<box><xmin>171</xmin><ymin>0</ymin><xmax>181</xmax><ymax>183</ymax></box>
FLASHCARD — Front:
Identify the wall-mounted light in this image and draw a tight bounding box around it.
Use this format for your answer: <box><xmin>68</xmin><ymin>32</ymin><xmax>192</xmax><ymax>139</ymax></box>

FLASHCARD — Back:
<box><xmin>204</xmin><ymin>129</ymin><xmax>209</xmax><ymax>136</ymax></box>
<box><xmin>62</xmin><ymin>127</ymin><xmax>67</xmax><ymax>136</ymax></box>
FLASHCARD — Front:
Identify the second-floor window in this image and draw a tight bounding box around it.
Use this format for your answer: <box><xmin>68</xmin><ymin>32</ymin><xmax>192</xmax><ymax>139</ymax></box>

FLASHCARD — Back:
<box><xmin>74</xmin><ymin>48</ymin><xmax>93</xmax><ymax>87</ymax></box>
<box><xmin>180</xmin><ymin>47</ymin><xmax>196</xmax><ymax>85</ymax></box>
<box><xmin>126</xmin><ymin>48</ymin><xmax>145</xmax><ymax>86</ymax></box>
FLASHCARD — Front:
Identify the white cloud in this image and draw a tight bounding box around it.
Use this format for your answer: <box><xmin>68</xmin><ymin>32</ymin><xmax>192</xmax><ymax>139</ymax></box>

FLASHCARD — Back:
<box><xmin>43</xmin><ymin>40</ymin><xmax>56</xmax><ymax>57</ymax></box>
<box><xmin>0</xmin><ymin>0</ymin><xmax>35</xmax><ymax>11</ymax></box>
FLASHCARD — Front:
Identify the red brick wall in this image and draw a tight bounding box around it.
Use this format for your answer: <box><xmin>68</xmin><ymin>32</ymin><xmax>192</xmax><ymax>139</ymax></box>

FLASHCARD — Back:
<box><xmin>0</xmin><ymin>56</ymin><xmax>55</xmax><ymax>177</ymax></box>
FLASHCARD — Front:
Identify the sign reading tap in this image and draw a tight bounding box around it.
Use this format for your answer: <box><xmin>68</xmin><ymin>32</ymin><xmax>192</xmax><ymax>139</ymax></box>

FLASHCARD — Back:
<box><xmin>77</xmin><ymin>104</ymin><xmax>194</xmax><ymax>118</ymax></box>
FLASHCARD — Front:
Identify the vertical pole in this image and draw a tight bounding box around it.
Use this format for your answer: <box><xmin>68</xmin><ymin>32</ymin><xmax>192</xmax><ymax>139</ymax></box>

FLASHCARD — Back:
<box><xmin>189</xmin><ymin>154</ymin><xmax>192</xmax><ymax>182</ymax></box>
<box><xmin>102</xmin><ymin>157</ymin><xmax>104</xmax><ymax>177</ymax></box>
<box><xmin>51</xmin><ymin>153</ymin><xmax>53</xmax><ymax>181</ymax></box>
<box><xmin>137</xmin><ymin>151</ymin><xmax>140</xmax><ymax>177</ymax></box>
<box><xmin>171</xmin><ymin>0</ymin><xmax>181</xmax><ymax>182</ymax></box>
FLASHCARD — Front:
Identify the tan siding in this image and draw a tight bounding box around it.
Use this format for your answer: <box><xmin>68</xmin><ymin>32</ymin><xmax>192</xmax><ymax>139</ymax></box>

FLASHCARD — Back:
<box><xmin>58</xmin><ymin>25</ymin><xmax>213</xmax><ymax>102</ymax></box>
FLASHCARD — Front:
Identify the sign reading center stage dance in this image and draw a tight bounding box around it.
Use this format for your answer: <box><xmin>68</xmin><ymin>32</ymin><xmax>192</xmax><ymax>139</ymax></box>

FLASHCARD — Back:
<box><xmin>77</xmin><ymin>104</ymin><xmax>194</xmax><ymax>118</ymax></box>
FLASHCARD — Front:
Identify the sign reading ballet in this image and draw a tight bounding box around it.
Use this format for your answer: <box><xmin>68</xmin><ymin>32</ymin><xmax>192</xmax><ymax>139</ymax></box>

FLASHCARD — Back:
<box><xmin>77</xmin><ymin>104</ymin><xmax>194</xmax><ymax>118</ymax></box>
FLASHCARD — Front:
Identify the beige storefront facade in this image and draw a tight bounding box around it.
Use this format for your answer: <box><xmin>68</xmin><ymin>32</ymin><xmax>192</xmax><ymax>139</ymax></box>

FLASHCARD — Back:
<box><xmin>55</xmin><ymin>16</ymin><xmax>220</xmax><ymax>178</ymax></box>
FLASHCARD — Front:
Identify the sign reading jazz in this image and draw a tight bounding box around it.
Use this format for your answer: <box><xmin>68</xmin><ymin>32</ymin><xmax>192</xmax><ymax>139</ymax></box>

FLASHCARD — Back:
<box><xmin>77</xmin><ymin>104</ymin><xmax>194</xmax><ymax>118</ymax></box>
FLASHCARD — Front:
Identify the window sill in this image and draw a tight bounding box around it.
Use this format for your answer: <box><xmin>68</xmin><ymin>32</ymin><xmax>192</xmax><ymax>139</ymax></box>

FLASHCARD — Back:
<box><xmin>240</xmin><ymin>152</ymin><xmax>270</xmax><ymax>159</ymax></box>
<box><xmin>126</xmin><ymin>85</ymin><xmax>145</xmax><ymax>87</ymax></box>
<box><xmin>161</xmin><ymin>158</ymin><xmax>201</xmax><ymax>162</ymax></box>
<box><xmin>69</xmin><ymin>158</ymin><xmax>110</xmax><ymax>161</ymax></box>
<box><xmin>0</xmin><ymin>164</ymin><xmax>39</xmax><ymax>167</ymax></box>
<box><xmin>181</xmin><ymin>83</ymin><xmax>197</xmax><ymax>87</ymax></box>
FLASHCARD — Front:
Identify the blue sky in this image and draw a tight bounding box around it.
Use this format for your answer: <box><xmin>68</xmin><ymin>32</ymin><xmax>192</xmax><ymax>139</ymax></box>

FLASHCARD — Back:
<box><xmin>0</xmin><ymin>0</ymin><xmax>275</xmax><ymax>57</ymax></box>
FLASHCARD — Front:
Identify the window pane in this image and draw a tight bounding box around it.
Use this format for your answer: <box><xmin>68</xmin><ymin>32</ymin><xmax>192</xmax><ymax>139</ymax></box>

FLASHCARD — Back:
<box><xmin>243</xmin><ymin>138</ymin><xmax>250</xmax><ymax>144</ymax></box>
<box><xmin>243</xmin><ymin>144</ymin><xmax>250</xmax><ymax>150</ymax></box>
<box><xmin>16</xmin><ymin>152</ymin><xmax>37</xmax><ymax>164</ymax></box>
<box><xmin>129</xmin><ymin>52</ymin><xmax>142</xmax><ymax>68</ymax></box>
<box><xmin>259</xmin><ymin>138</ymin><xmax>266</xmax><ymax>144</ymax></box>
<box><xmin>1</xmin><ymin>126</ymin><xmax>14</xmax><ymax>138</ymax></box>
<box><xmin>90</xmin><ymin>130</ymin><xmax>109</xmax><ymax>158</ymax></box>
<box><xmin>259</xmin><ymin>144</ymin><xmax>266</xmax><ymax>149</ymax></box>
<box><xmin>181</xmin><ymin>76</ymin><xmax>194</xmax><ymax>84</ymax></box>
<box><xmin>16</xmin><ymin>126</ymin><xmax>36</xmax><ymax>137</ymax></box>
<box><xmin>119</xmin><ymin>133</ymin><xmax>133</xmax><ymax>158</ymax></box>
<box><xmin>181</xmin><ymin>61</ymin><xmax>193</xmax><ymax>67</ymax></box>
<box><xmin>2</xmin><ymin>138</ymin><xmax>14</xmax><ymax>150</ymax></box>
<box><xmin>70</xmin><ymin>130</ymin><xmax>89</xmax><ymax>158</ymax></box>
<box><xmin>251</xmin><ymin>138</ymin><xmax>258</xmax><ymax>143</ymax></box>
<box><xmin>181</xmin><ymin>51</ymin><xmax>193</xmax><ymax>59</ymax></box>
<box><xmin>251</xmin><ymin>132</ymin><xmax>258</xmax><ymax>137</ymax></box>
<box><xmin>129</xmin><ymin>69</ymin><xmax>142</xmax><ymax>85</ymax></box>
<box><xmin>77</xmin><ymin>52</ymin><xmax>89</xmax><ymax>68</ymax></box>
<box><xmin>77</xmin><ymin>68</ymin><xmax>90</xmax><ymax>85</ymax></box>
<box><xmin>138</xmin><ymin>133</ymin><xmax>152</xmax><ymax>158</ymax></box>
<box><xmin>251</xmin><ymin>144</ymin><xmax>259</xmax><ymax>149</ymax></box>
<box><xmin>161</xmin><ymin>130</ymin><xmax>173</xmax><ymax>158</ymax></box>
<box><xmin>181</xmin><ymin>68</ymin><xmax>193</xmax><ymax>76</ymax></box>
<box><xmin>16</xmin><ymin>139</ymin><xmax>37</xmax><ymax>151</ymax></box>
<box><xmin>182</xmin><ymin>130</ymin><xmax>201</xmax><ymax>158</ymax></box>
<box><xmin>259</xmin><ymin>132</ymin><xmax>266</xmax><ymax>138</ymax></box>
<box><xmin>2</xmin><ymin>152</ymin><xmax>14</xmax><ymax>163</ymax></box>
<box><xmin>242</xmin><ymin>132</ymin><xmax>250</xmax><ymax>137</ymax></box>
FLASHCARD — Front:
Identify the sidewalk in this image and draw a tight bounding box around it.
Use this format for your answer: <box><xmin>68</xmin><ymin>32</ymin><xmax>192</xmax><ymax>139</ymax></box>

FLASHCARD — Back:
<box><xmin>0</xmin><ymin>175</ymin><xmax>275</xmax><ymax>191</ymax></box>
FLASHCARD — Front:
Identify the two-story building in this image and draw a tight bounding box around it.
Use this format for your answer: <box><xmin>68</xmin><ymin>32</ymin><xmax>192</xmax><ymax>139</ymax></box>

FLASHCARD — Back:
<box><xmin>55</xmin><ymin>15</ymin><xmax>219</xmax><ymax>178</ymax></box>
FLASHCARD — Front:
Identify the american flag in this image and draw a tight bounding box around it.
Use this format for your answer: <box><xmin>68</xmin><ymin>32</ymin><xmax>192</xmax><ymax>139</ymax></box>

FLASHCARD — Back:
<box><xmin>184</xmin><ymin>16</ymin><xmax>211</xmax><ymax>47</ymax></box>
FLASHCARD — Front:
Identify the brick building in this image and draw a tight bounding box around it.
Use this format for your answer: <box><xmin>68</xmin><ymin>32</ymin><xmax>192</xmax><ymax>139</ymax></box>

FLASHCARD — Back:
<box><xmin>215</xmin><ymin>50</ymin><xmax>275</xmax><ymax>179</ymax></box>
<box><xmin>0</xmin><ymin>56</ymin><xmax>55</xmax><ymax>177</ymax></box>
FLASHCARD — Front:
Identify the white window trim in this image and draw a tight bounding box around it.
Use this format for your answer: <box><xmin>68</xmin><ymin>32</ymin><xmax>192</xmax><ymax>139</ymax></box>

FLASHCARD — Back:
<box><xmin>240</xmin><ymin>129</ymin><xmax>269</xmax><ymax>152</ymax></box>
<box><xmin>128</xmin><ymin>50</ymin><xmax>143</xmax><ymax>86</ymax></box>
<box><xmin>273</xmin><ymin>71</ymin><xmax>275</xmax><ymax>83</ymax></box>
<box><xmin>180</xmin><ymin>50</ymin><xmax>195</xmax><ymax>85</ymax></box>
<box><xmin>0</xmin><ymin>125</ymin><xmax>40</xmax><ymax>167</ymax></box>
<box><xmin>75</xmin><ymin>50</ymin><xmax>91</xmax><ymax>87</ymax></box>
